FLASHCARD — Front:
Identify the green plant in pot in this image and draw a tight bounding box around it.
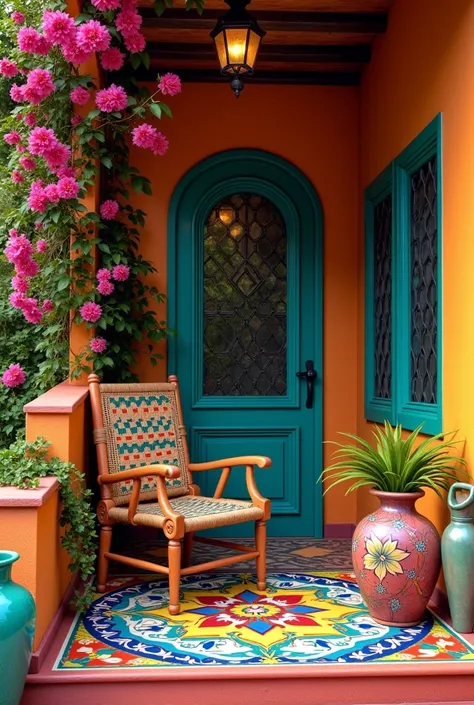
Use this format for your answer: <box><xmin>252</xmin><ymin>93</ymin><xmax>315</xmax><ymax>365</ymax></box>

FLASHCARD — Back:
<box><xmin>320</xmin><ymin>422</ymin><xmax>466</xmax><ymax>626</ymax></box>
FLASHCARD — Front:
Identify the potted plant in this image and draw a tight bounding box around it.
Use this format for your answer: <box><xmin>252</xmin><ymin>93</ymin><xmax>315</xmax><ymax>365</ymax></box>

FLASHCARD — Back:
<box><xmin>321</xmin><ymin>422</ymin><xmax>466</xmax><ymax>626</ymax></box>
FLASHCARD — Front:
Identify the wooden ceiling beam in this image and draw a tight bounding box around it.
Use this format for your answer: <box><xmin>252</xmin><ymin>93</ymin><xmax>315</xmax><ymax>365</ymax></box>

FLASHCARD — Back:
<box><xmin>147</xmin><ymin>42</ymin><xmax>371</xmax><ymax>63</ymax></box>
<box><xmin>135</xmin><ymin>67</ymin><xmax>361</xmax><ymax>85</ymax></box>
<box><xmin>139</xmin><ymin>8</ymin><xmax>388</xmax><ymax>34</ymax></box>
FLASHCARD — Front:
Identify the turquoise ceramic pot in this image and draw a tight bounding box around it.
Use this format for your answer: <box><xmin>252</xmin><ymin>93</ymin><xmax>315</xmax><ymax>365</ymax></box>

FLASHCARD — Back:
<box><xmin>441</xmin><ymin>483</ymin><xmax>474</xmax><ymax>634</ymax></box>
<box><xmin>0</xmin><ymin>551</ymin><xmax>36</xmax><ymax>705</ymax></box>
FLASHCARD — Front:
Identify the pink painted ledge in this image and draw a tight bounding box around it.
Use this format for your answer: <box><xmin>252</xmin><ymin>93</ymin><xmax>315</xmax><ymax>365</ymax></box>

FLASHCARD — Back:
<box><xmin>0</xmin><ymin>476</ymin><xmax>59</xmax><ymax>507</ymax></box>
<box><xmin>23</xmin><ymin>381</ymin><xmax>89</xmax><ymax>414</ymax></box>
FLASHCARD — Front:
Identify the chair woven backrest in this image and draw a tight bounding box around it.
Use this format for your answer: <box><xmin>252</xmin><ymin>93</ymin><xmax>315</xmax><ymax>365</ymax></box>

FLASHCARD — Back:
<box><xmin>97</xmin><ymin>381</ymin><xmax>191</xmax><ymax>505</ymax></box>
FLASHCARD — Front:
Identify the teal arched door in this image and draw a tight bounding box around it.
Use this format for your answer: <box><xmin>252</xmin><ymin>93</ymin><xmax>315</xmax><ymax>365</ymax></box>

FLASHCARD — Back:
<box><xmin>168</xmin><ymin>150</ymin><xmax>323</xmax><ymax>537</ymax></box>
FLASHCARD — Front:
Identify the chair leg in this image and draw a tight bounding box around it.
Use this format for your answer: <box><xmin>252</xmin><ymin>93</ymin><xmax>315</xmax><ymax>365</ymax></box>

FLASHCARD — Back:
<box><xmin>255</xmin><ymin>520</ymin><xmax>267</xmax><ymax>591</ymax></box>
<box><xmin>183</xmin><ymin>532</ymin><xmax>194</xmax><ymax>568</ymax></box>
<box><xmin>97</xmin><ymin>526</ymin><xmax>113</xmax><ymax>593</ymax></box>
<box><xmin>168</xmin><ymin>539</ymin><xmax>182</xmax><ymax>615</ymax></box>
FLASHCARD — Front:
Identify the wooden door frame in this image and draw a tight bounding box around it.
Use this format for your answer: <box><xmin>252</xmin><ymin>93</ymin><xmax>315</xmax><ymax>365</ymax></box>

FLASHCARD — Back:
<box><xmin>167</xmin><ymin>148</ymin><xmax>324</xmax><ymax>537</ymax></box>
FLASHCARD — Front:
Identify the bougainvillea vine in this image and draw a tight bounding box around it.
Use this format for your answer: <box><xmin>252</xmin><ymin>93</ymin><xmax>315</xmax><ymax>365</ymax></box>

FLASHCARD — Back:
<box><xmin>0</xmin><ymin>0</ymin><xmax>202</xmax><ymax>388</ymax></box>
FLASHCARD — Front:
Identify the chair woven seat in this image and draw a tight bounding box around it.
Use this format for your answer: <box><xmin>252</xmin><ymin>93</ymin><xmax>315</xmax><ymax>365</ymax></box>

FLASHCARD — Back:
<box><xmin>109</xmin><ymin>494</ymin><xmax>264</xmax><ymax>532</ymax></box>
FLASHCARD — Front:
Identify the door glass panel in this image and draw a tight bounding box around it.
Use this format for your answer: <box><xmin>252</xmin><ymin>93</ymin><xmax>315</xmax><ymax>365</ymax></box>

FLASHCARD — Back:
<box><xmin>203</xmin><ymin>193</ymin><xmax>287</xmax><ymax>396</ymax></box>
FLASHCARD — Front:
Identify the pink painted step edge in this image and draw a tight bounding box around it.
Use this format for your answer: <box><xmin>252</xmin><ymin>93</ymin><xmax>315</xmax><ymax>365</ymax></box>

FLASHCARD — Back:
<box><xmin>23</xmin><ymin>381</ymin><xmax>89</xmax><ymax>414</ymax></box>
<box><xmin>0</xmin><ymin>476</ymin><xmax>59</xmax><ymax>507</ymax></box>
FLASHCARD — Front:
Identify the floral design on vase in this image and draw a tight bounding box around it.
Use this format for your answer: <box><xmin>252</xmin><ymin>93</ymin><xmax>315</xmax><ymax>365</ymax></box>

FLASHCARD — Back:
<box><xmin>363</xmin><ymin>534</ymin><xmax>410</xmax><ymax>581</ymax></box>
<box><xmin>352</xmin><ymin>490</ymin><xmax>441</xmax><ymax>626</ymax></box>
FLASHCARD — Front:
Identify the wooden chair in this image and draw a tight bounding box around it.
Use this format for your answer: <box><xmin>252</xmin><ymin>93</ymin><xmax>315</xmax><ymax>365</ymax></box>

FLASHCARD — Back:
<box><xmin>88</xmin><ymin>374</ymin><xmax>271</xmax><ymax>614</ymax></box>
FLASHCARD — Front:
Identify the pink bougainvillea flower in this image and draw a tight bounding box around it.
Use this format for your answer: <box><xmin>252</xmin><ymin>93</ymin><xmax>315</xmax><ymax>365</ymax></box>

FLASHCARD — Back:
<box><xmin>159</xmin><ymin>73</ymin><xmax>181</xmax><ymax>97</ymax></box>
<box><xmin>10</xmin><ymin>84</ymin><xmax>25</xmax><ymax>103</ymax></box>
<box><xmin>91</xmin><ymin>0</ymin><xmax>121</xmax><ymax>9</ymax></box>
<box><xmin>12</xmin><ymin>276</ymin><xmax>29</xmax><ymax>294</ymax></box>
<box><xmin>0</xmin><ymin>58</ymin><xmax>18</xmax><ymax>77</ymax></box>
<box><xmin>24</xmin><ymin>112</ymin><xmax>36</xmax><ymax>127</ymax></box>
<box><xmin>16</xmin><ymin>144</ymin><xmax>25</xmax><ymax>153</ymax></box>
<box><xmin>4</xmin><ymin>131</ymin><xmax>22</xmax><ymax>145</ymax></box>
<box><xmin>21</xmin><ymin>297</ymin><xmax>43</xmax><ymax>324</ymax></box>
<box><xmin>89</xmin><ymin>336</ymin><xmax>108</xmax><ymax>353</ymax></box>
<box><xmin>70</xmin><ymin>86</ymin><xmax>90</xmax><ymax>105</ymax></box>
<box><xmin>76</xmin><ymin>20</ymin><xmax>111</xmax><ymax>54</ymax></box>
<box><xmin>17</xmin><ymin>27</ymin><xmax>51</xmax><ymax>56</ymax></box>
<box><xmin>42</xmin><ymin>10</ymin><xmax>76</xmax><ymax>46</ymax></box>
<box><xmin>96</xmin><ymin>267</ymin><xmax>112</xmax><ymax>281</ymax></box>
<box><xmin>57</xmin><ymin>176</ymin><xmax>80</xmax><ymax>199</ymax></box>
<box><xmin>100</xmin><ymin>47</ymin><xmax>124</xmax><ymax>71</ymax></box>
<box><xmin>1</xmin><ymin>364</ymin><xmax>26</xmax><ymax>388</ymax></box>
<box><xmin>131</xmin><ymin>123</ymin><xmax>168</xmax><ymax>156</ymax></box>
<box><xmin>24</xmin><ymin>68</ymin><xmax>55</xmax><ymax>103</ymax></box>
<box><xmin>123</xmin><ymin>31</ymin><xmax>146</xmax><ymax>54</ymax></box>
<box><xmin>56</xmin><ymin>165</ymin><xmax>75</xmax><ymax>179</ymax></box>
<box><xmin>28</xmin><ymin>126</ymin><xmax>57</xmax><ymax>155</ymax></box>
<box><xmin>11</xmin><ymin>170</ymin><xmax>24</xmax><ymax>183</ymax></box>
<box><xmin>4</xmin><ymin>232</ymin><xmax>33</xmax><ymax>262</ymax></box>
<box><xmin>131</xmin><ymin>123</ymin><xmax>156</xmax><ymax>149</ymax></box>
<box><xmin>100</xmin><ymin>199</ymin><xmax>119</xmax><ymax>220</ymax></box>
<box><xmin>115</xmin><ymin>8</ymin><xmax>142</xmax><ymax>35</ymax></box>
<box><xmin>95</xmin><ymin>84</ymin><xmax>128</xmax><ymax>113</ymax></box>
<box><xmin>80</xmin><ymin>301</ymin><xmax>102</xmax><ymax>323</ymax></box>
<box><xmin>42</xmin><ymin>299</ymin><xmax>54</xmax><ymax>313</ymax></box>
<box><xmin>44</xmin><ymin>183</ymin><xmax>60</xmax><ymax>203</ymax></box>
<box><xmin>36</xmin><ymin>239</ymin><xmax>48</xmax><ymax>253</ymax></box>
<box><xmin>19</xmin><ymin>156</ymin><xmax>36</xmax><ymax>171</ymax></box>
<box><xmin>112</xmin><ymin>264</ymin><xmax>130</xmax><ymax>282</ymax></box>
<box><xmin>61</xmin><ymin>33</ymin><xmax>94</xmax><ymax>65</ymax></box>
<box><xmin>9</xmin><ymin>292</ymin><xmax>26</xmax><ymax>309</ymax></box>
<box><xmin>97</xmin><ymin>279</ymin><xmax>114</xmax><ymax>296</ymax></box>
<box><xmin>151</xmin><ymin>131</ymin><xmax>168</xmax><ymax>156</ymax></box>
<box><xmin>11</xmin><ymin>11</ymin><xmax>25</xmax><ymax>25</ymax></box>
<box><xmin>71</xmin><ymin>113</ymin><xmax>82</xmax><ymax>125</ymax></box>
<box><xmin>44</xmin><ymin>142</ymin><xmax>71</xmax><ymax>171</ymax></box>
<box><xmin>35</xmin><ymin>222</ymin><xmax>43</xmax><ymax>230</ymax></box>
<box><xmin>28</xmin><ymin>181</ymin><xmax>48</xmax><ymax>212</ymax></box>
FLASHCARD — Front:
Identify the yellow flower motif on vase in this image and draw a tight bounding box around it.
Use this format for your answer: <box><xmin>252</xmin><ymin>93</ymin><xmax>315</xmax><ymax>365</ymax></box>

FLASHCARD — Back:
<box><xmin>363</xmin><ymin>534</ymin><xmax>410</xmax><ymax>581</ymax></box>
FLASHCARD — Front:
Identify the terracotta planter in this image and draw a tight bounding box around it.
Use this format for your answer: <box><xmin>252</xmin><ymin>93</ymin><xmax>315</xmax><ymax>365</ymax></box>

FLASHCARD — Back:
<box><xmin>352</xmin><ymin>490</ymin><xmax>441</xmax><ymax>626</ymax></box>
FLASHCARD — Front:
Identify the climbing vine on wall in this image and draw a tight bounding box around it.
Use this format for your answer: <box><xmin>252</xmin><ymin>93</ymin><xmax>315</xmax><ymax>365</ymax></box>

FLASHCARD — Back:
<box><xmin>0</xmin><ymin>0</ymin><xmax>204</xmax><ymax>392</ymax></box>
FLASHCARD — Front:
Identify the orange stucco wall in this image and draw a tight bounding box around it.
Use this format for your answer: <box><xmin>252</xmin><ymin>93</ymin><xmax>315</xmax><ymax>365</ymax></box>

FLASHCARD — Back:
<box><xmin>357</xmin><ymin>0</ymin><xmax>474</xmax><ymax>529</ymax></box>
<box><xmin>130</xmin><ymin>83</ymin><xmax>360</xmax><ymax>525</ymax></box>
<box><xmin>23</xmin><ymin>400</ymin><xmax>88</xmax><ymax>648</ymax></box>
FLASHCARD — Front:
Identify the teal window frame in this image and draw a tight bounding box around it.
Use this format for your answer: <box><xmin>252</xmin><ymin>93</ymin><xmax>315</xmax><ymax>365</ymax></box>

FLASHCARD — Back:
<box><xmin>365</xmin><ymin>114</ymin><xmax>443</xmax><ymax>435</ymax></box>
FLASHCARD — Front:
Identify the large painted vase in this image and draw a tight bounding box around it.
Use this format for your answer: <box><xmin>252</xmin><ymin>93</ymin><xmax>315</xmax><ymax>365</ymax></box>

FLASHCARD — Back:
<box><xmin>0</xmin><ymin>551</ymin><xmax>36</xmax><ymax>705</ymax></box>
<box><xmin>352</xmin><ymin>490</ymin><xmax>441</xmax><ymax>626</ymax></box>
<box><xmin>441</xmin><ymin>482</ymin><xmax>474</xmax><ymax>633</ymax></box>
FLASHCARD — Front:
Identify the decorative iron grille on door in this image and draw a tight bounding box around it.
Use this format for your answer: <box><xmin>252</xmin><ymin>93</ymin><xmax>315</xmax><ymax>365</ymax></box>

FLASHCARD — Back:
<box><xmin>203</xmin><ymin>193</ymin><xmax>287</xmax><ymax>396</ymax></box>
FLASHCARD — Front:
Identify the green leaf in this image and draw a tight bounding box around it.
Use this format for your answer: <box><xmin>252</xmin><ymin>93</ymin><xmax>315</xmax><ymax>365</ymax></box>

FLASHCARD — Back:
<box><xmin>101</xmin><ymin>156</ymin><xmax>113</xmax><ymax>169</ymax></box>
<box><xmin>57</xmin><ymin>276</ymin><xmax>71</xmax><ymax>291</ymax></box>
<box><xmin>154</xmin><ymin>0</ymin><xmax>166</xmax><ymax>16</ymax></box>
<box><xmin>131</xmin><ymin>176</ymin><xmax>144</xmax><ymax>193</ymax></box>
<box><xmin>88</xmin><ymin>109</ymin><xmax>101</xmax><ymax>119</ymax></box>
<box><xmin>130</xmin><ymin>54</ymin><xmax>141</xmax><ymax>70</ymax></box>
<box><xmin>149</xmin><ymin>102</ymin><xmax>162</xmax><ymax>119</ymax></box>
<box><xmin>142</xmin><ymin>52</ymin><xmax>151</xmax><ymax>70</ymax></box>
<box><xmin>142</xmin><ymin>182</ymin><xmax>153</xmax><ymax>196</ymax></box>
<box><xmin>159</xmin><ymin>102</ymin><xmax>173</xmax><ymax>118</ymax></box>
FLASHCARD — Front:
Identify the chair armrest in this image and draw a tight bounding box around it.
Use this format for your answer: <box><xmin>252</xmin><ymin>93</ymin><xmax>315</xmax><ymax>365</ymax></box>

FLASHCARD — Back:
<box><xmin>98</xmin><ymin>465</ymin><xmax>181</xmax><ymax>485</ymax></box>
<box><xmin>98</xmin><ymin>465</ymin><xmax>184</xmax><ymax>533</ymax></box>
<box><xmin>188</xmin><ymin>456</ymin><xmax>272</xmax><ymax>471</ymax></box>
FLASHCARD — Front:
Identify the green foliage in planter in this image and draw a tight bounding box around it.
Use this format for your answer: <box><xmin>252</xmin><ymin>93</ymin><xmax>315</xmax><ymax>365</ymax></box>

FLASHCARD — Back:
<box><xmin>0</xmin><ymin>437</ymin><xmax>97</xmax><ymax>610</ymax></box>
<box><xmin>321</xmin><ymin>421</ymin><xmax>467</xmax><ymax>498</ymax></box>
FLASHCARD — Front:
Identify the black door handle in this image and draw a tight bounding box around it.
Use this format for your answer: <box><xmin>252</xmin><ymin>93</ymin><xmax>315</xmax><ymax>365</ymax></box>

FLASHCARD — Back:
<box><xmin>296</xmin><ymin>360</ymin><xmax>317</xmax><ymax>409</ymax></box>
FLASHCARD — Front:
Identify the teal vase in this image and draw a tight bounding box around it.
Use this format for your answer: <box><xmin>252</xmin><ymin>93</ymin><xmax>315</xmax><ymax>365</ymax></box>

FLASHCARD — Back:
<box><xmin>441</xmin><ymin>483</ymin><xmax>474</xmax><ymax>633</ymax></box>
<box><xmin>0</xmin><ymin>551</ymin><xmax>36</xmax><ymax>705</ymax></box>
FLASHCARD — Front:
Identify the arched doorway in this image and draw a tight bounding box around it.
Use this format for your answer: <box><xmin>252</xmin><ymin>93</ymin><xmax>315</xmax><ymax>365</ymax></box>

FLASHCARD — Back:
<box><xmin>168</xmin><ymin>149</ymin><xmax>323</xmax><ymax>537</ymax></box>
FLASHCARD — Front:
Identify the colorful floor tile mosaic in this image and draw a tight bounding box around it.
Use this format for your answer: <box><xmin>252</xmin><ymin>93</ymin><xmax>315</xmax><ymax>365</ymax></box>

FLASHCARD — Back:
<box><xmin>55</xmin><ymin>572</ymin><xmax>474</xmax><ymax>670</ymax></box>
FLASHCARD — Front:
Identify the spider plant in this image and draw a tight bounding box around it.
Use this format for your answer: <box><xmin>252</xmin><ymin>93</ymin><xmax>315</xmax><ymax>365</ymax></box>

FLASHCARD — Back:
<box><xmin>320</xmin><ymin>421</ymin><xmax>467</xmax><ymax>498</ymax></box>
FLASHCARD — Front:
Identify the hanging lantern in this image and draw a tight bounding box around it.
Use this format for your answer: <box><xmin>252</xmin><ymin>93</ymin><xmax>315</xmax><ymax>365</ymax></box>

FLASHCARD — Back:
<box><xmin>210</xmin><ymin>0</ymin><xmax>266</xmax><ymax>97</ymax></box>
